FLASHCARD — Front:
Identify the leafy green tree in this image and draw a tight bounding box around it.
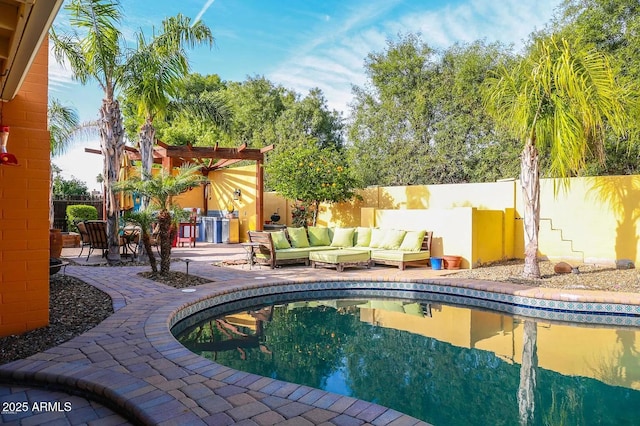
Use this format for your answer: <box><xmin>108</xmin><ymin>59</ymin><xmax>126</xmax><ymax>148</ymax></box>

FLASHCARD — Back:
<box><xmin>53</xmin><ymin>175</ymin><xmax>89</xmax><ymax>197</ymax></box>
<box><xmin>348</xmin><ymin>35</ymin><xmax>520</xmax><ymax>186</ymax></box>
<box><xmin>483</xmin><ymin>36</ymin><xmax>631</xmax><ymax>278</ymax></box>
<box><xmin>265</xmin><ymin>143</ymin><xmax>359</xmax><ymax>226</ymax></box>
<box><xmin>115</xmin><ymin>164</ymin><xmax>205</xmax><ymax>275</ymax></box>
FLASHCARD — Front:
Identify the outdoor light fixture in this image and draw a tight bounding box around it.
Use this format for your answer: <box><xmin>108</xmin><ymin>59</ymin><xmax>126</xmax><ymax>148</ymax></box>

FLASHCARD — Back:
<box><xmin>233</xmin><ymin>188</ymin><xmax>241</xmax><ymax>200</ymax></box>
<box><xmin>0</xmin><ymin>125</ymin><xmax>18</xmax><ymax>166</ymax></box>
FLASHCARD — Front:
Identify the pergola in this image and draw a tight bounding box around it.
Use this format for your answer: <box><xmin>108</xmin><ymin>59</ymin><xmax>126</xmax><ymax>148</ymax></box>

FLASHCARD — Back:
<box><xmin>86</xmin><ymin>141</ymin><xmax>274</xmax><ymax>230</ymax></box>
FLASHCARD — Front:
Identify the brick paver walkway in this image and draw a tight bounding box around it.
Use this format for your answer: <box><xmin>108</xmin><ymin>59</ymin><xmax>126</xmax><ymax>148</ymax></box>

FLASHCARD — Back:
<box><xmin>2</xmin><ymin>244</ymin><xmax>639</xmax><ymax>425</ymax></box>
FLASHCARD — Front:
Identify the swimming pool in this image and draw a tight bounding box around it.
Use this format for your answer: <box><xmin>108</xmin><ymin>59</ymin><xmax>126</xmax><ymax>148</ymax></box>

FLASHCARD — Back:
<box><xmin>172</xmin><ymin>283</ymin><xmax>640</xmax><ymax>425</ymax></box>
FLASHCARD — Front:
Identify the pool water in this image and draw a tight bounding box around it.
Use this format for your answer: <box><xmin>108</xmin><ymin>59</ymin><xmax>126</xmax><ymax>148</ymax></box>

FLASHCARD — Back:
<box><xmin>176</xmin><ymin>298</ymin><xmax>640</xmax><ymax>425</ymax></box>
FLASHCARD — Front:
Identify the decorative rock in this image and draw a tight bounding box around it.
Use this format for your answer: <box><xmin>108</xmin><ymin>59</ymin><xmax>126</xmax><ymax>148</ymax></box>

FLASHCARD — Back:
<box><xmin>616</xmin><ymin>259</ymin><xmax>635</xmax><ymax>270</ymax></box>
<box><xmin>553</xmin><ymin>261</ymin><xmax>573</xmax><ymax>274</ymax></box>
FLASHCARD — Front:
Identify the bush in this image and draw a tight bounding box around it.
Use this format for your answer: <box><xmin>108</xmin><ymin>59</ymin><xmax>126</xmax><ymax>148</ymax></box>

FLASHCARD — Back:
<box><xmin>66</xmin><ymin>205</ymin><xmax>98</xmax><ymax>232</ymax></box>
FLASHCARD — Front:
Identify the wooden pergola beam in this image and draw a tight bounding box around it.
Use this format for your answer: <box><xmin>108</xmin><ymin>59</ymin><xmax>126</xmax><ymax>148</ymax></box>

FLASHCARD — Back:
<box><xmin>85</xmin><ymin>141</ymin><xmax>274</xmax><ymax>235</ymax></box>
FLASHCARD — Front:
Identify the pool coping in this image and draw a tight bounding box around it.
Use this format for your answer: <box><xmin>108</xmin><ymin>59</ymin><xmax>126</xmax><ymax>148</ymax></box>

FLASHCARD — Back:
<box><xmin>2</xmin><ymin>263</ymin><xmax>640</xmax><ymax>425</ymax></box>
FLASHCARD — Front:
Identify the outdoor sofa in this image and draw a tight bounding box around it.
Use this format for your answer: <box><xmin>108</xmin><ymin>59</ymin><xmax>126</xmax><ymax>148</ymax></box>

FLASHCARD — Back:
<box><xmin>247</xmin><ymin>227</ymin><xmax>433</xmax><ymax>270</ymax></box>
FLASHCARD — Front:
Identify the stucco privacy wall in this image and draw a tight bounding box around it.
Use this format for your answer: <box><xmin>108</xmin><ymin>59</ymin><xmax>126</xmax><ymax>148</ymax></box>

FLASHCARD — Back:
<box><xmin>175</xmin><ymin>164</ymin><xmax>639</xmax><ymax>266</ymax></box>
<box><xmin>0</xmin><ymin>42</ymin><xmax>50</xmax><ymax>336</ymax></box>
<box><xmin>523</xmin><ymin>176</ymin><xmax>640</xmax><ymax>266</ymax></box>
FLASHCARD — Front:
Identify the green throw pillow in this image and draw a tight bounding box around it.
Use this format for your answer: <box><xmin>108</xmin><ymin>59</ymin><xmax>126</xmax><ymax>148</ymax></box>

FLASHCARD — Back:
<box><xmin>330</xmin><ymin>227</ymin><xmax>355</xmax><ymax>247</ymax></box>
<box><xmin>308</xmin><ymin>226</ymin><xmax>331</xmax><ymax>246</ymax></box>
<box><xmin>271</xmin><ymin>230</ymin><xmax>291</xmax><ymax>249</ymax></box>
<box><xmin>355</xmin><ymin>227</ymin><xmax>372</xmax><ymax>247</ymax></box>
<box><xmin>399</xmin><ymin>230</ymin><xmax>426</xmax><ymax>252</ymax></box>
<box><xmin>287</xmin><ymin>227</ymin><xmax>310</xmax><ymax>248</ymax></box>
<box><xmin>380</xmin><ymin>229</ymin><xmax>407</xmax><ymax>250</ymax></box>
<box><xmin>368</xmin><ymin>228</ymin><xmax>386</xmax><ymax>248</ymax></box>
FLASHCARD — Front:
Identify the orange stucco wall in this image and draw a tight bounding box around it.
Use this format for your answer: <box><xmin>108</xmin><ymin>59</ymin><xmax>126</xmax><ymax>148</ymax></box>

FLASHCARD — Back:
<box><xmin>0</xmin><ymin>42</ymin><xmax>51</xmax><ymax>336</ymax></box>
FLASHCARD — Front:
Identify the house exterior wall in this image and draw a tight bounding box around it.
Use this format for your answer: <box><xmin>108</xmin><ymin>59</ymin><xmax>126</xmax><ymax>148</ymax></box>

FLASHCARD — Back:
<box><xmin>0</xmin><ymin>41</ymin><xmax>51</xmax><ymax>336</ymax></box>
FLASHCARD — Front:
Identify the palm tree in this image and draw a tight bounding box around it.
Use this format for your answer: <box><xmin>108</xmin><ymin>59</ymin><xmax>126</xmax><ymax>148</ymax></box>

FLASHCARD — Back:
<box><xmin>51</xmin><ymin>1</ymin><xmax>215</xmax><ymax>263</ymax></box>
<box><xmin>48</xmin><ymin>98</ymin><xmax>80</xmax><ymax>227</ymax></box>
<box><xmin>122</xmin><ymin>13</ymin><xmax>219</xmax><ymax>210</ymax></box>
<box><xmin>483</xmin><ymin>36</ymin><xmax>631</xmax><ymax>278</ymax></box>
<box><xmin>115</xmin><ymin>164</ymin><xmax>205</xmax><ymax>275</ymax></box>
<box><xmin>51</xmin><ymin>0</ymin><xmax>125</xmax><ymax>262</ymax></box>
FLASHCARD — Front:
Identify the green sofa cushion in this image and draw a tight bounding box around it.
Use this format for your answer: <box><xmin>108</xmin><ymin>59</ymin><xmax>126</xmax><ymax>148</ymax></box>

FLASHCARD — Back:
<box><xmin>271</xmin><ymin>230</ymin><xmax>291</xmax><ymax>249</ymax></box>
<box><xmin>331</xmin><ymin>227</ymin><xmax>355</xmax><ymax>247</ymax></box>
<box><xmin>371</xmin><ymin>250</ymin><xmax>430</xmax><ymax>262</ymax></box>
<box><xmin>308</xmin><ymin>226</ymin><xmax>331</xmax><ymax>246</ymax></box>
<box><xmin>380</xmin><ymin>229</ymin><xmax>407</xmax><ymax>250</ymax></box>
<box><xmin>287</xmin><ymin>227</ymin><xmax>310</xmax><ymax>248</ymax></box>
<box><xmin>399</xmin><ymin>230</ymin><xmax>426</xmax><ymax>252</ymax></box>
<box><xmin>369</xmin><ymin>228</ymin><xmax>386</xmax><ymax>248</ymax></box>
<box><xmin>309</xmin><ymin>249</ymin><xmax>370</xmax><ymax>263</ymax></box>
<box><xmin>355</xmin><ymin>227</ymin><xmax>372</xmax><ymax>247</ymax></box>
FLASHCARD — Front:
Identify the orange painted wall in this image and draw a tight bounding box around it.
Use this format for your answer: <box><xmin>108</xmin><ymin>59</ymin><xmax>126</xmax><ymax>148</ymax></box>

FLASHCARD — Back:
<box><xmin>0</xmin><ymin>41</ymin><xmax>51</xmax><ymax>336</ymax></box>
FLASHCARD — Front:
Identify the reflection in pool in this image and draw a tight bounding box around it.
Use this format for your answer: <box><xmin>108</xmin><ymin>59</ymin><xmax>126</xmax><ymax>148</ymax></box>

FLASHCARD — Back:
<box><xmin>175</xmin><ymin>299</ymin><xmax>640</xmax><ymax>425</ymax></box>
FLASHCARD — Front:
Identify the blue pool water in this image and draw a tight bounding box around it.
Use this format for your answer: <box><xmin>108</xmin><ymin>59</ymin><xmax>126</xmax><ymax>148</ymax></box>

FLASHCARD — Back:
<box><xmin>175</xmin><ymin>297</ymin><xmax>640</xmax><ymax>425</ymax></box>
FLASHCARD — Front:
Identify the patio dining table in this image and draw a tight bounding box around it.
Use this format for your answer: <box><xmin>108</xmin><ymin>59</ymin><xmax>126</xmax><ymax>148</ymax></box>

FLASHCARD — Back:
<box><xmin>120</xmin><ymin>226</ymin><xmax>141</xmax><ymax>259</ymax></box>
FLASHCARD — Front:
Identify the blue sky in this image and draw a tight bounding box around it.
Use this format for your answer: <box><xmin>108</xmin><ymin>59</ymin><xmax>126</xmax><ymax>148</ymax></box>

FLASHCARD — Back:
<box><xmin>50</xmin><ymin>0</ymin><xmax>562</xmax><ymax>191</ymax></box>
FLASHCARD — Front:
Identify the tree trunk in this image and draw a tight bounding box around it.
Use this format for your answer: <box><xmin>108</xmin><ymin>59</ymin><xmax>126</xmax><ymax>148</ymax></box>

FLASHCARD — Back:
<box><xmin>100</xmin><ymin>98</ymin><xmax>125</xmax><ymax>263</ymax></box>
<box><xmin>158</xmin><ymin>209</ymin><xmax>172</xmax><ymax>275</ymax></box>
<box><xmin>140</xmin><ymin>231</ymin><xmax>157</xmax><ymax>273</ymax></box>
<box><xmin>521</xmin><ymin>140</ymin><xmax>540</xmax><ymax>278</ymax></box>
<box><xmin>139</xmin><ymin>119</ymin><xmax>155</xmax><ymax>211</ymax></box>
<box><xmin>518</xmin><ymin>320</ymin><xmax>538</xmax><ymax>426</ymax></box>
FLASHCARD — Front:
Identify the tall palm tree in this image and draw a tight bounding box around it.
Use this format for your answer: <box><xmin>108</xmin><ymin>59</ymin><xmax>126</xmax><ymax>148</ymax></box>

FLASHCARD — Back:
<box><xmin>115</xmin><ymin>164</ymin><xmax>205</xmax><ymax>275</ymax></box>
<box><xmin>51</xmin><ymin>1</ymin><xmax>216</xmax><ymax>263</ymax></box>
<box><xmin>484</xmin><ymin>36</ymin><xmax>631</xmax><ymax>278</ymax></box>
<box><xmin>48</xmin><ymin>98</ymin><xmax>80</xmax><ymax>227</ymax></box>
<box><xmin>51</xmin><ymin>0</ymin><xmax>125</xmax><ymax>262</ymax></box>
<box><xmin>122</xmin><ymin>13</ymin><xmax>217</xmax><ymax>206</ymax></box>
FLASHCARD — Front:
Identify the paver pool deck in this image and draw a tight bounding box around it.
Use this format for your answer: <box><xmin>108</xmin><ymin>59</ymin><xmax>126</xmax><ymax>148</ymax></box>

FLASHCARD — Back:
<box><xmin>2</xmin><ymin>244</ymin><xmax>640</xmax><ymax>425</ymax></box>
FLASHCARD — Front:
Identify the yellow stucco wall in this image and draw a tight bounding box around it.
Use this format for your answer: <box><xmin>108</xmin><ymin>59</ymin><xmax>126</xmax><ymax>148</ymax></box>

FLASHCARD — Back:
<box><xmin>186</xmin><ymin>159</ymin><xmax>640</xmax><ymax>266</ymax></box>
<box><xmin>0</xmin><ymin>42</ymin><xmax>51</xmax><ymax>336</ymax></box>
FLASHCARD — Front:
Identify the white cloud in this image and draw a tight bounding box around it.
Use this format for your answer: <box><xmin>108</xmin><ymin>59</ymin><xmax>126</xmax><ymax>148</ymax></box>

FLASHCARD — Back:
<box><xmin>267</xmin><ymin>0</ymin><xmax>560</xmax><ymax>114</ymax></box>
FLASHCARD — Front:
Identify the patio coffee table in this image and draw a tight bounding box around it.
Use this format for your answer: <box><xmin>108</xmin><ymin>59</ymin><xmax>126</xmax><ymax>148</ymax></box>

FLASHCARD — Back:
<box><xmin>309</xmin><ymin>249</ymin><xmax>371</xmax><ymax>272</ymax></box>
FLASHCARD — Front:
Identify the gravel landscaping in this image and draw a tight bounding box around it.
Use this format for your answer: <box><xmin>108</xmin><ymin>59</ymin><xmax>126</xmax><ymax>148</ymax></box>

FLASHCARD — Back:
<box><xmin>1</xmin><ymin>260</ymin><xmax>638</xmax><ymax>366</ymax></box>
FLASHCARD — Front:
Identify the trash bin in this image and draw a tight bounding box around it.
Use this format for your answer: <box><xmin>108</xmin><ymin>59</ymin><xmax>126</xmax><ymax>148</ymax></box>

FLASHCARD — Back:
<box><xmin>202</xmin><ymin>217</ymin><xmax>222</xmax><ymax>243</ymax></box>
<box><xmin>221</xmin><ymin>219</ymin><xmax>230</xmax><ymax>243</ymax></box>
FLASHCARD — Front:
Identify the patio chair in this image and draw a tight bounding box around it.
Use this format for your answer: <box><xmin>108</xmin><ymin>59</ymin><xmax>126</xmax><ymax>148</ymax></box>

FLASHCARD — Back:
<box><xmin>76</xmin><ymin>221</ymin><xmax>91</xmax><ymax>258</ymax></box>
<box><xmin>84</xmin><ymin>220</ymin><xmax>109</xmax><ymax>260</ymax></box>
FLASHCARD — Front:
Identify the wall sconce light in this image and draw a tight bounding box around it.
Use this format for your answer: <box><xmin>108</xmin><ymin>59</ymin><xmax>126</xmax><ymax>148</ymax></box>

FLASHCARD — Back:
<box><xmin>0</xmin><ymin>125</ymin><xmax>18</xmax><ymax>166</ymax></box>
<box><xmin>233</xmin><ymin>188</ymin><xmax>242</xmax><ymax>200</ymax></box>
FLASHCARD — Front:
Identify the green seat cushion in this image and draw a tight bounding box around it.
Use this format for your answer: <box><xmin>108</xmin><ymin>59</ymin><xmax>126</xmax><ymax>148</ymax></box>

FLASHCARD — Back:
<box><xmin>273</xmin><ymin>247</ymin><xmax>313</xmax><ymax>260</ymax></box>
<box><xmin>355</xmin><ymin>227</ymin><xmax>372</xmax><ymax>247</ymax></box>
<box><xmin>309</xmin><ymin>249</ymin><xmax>370</xmax><ymax>263</ymax></box>
<box><xmin>368</xmin><ymin>228</ymin><xmax>386</xmax><ymax>248</ymax></box>
<box><xmin>308</xmin><ymin>226</ymin><xmax>331</xmax><ymax>246</ymax></box>
<box><xmin>380</xmin><ymin>229</ymin><xmax>407</xmax><ymax>250</ymax></box>
<box><xmin>287</xmin><ymin>227</ymin><xmax>310</xmax><ymax>248</ymax></box>
<box><xmin>330</xmin><ymin>227</ymin><xmax>355</xmax><ymax>247</ymax></box>
<box><xmin>271</xmin><ymin>230</ymin><xmax>291</xmax><ymax>249</ymax></box>
<box><xmin>399</xmin><ymin>230</ymin><xmax>426</xmax><ymax>252</ymax></box>
<box><xmin>371</xmin><ymin>250</ymin><xmax>430</xmax><ymax>262</ymax></box>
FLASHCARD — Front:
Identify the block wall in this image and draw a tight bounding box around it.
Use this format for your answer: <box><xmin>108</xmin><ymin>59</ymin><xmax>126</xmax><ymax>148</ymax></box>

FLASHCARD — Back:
<box><xmin>0</xmin><ymin>42</ymin><xmax>51</xmax><ymax>336</ymax></box>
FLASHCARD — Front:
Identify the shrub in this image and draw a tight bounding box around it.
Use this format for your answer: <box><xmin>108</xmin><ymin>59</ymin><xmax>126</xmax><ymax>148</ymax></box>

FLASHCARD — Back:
<box><xmin>66</xmin><ymin>205</ymin><xmax>98</xmax><ymax>232</ymax></box>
